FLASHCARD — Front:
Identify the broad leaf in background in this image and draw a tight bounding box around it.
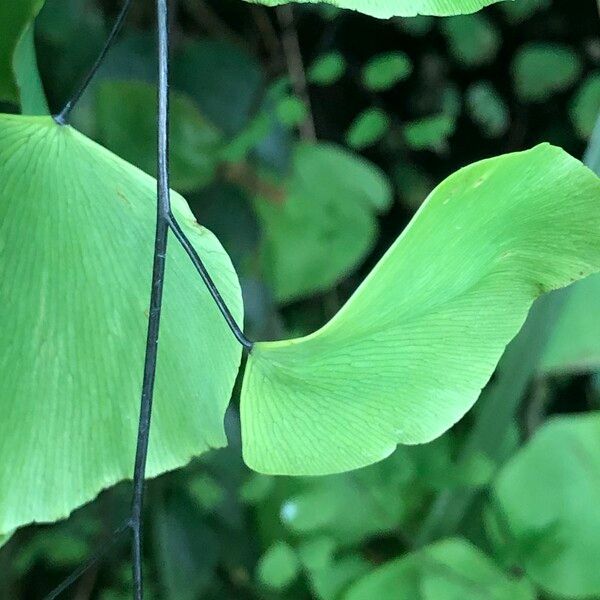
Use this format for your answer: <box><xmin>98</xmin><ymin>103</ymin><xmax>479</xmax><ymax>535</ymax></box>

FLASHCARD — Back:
<box><xmin>346</xmin><ymin>108</ymin><xmax>391</xmax><ymax>149</ymax></box>
<box><xmin>513</xmin><ymin>43</ymin><xmax>582</xmax><ymax>102</ymax></box>
<box><xmin>0</xmin><ymin>115</ymin><xmax>243</xmax><ymax>536</ymax></box>
<box><xmin>96</xmin><ymin>80</ymin><xmax>223</xmax><ymax>193</ymax></box>
<box><xmin>569</xmin><ymin>72</ymin><xmax>600</xmax><ymax>140</ymax></box>
<box><xmin>466</xmin><ymin>82</ymin><xmax>509</xmax><ymax>138</ymax></box>
<box><xmin>0</xmin><ymin>0</ymin><xmax>45</xmax><ymax>105</ymax></box>
<box><xmin>241</xmin><ymin>144</ymin><xmax>600</xmax><ymax>475</ymax></box>
<box><xmin>243</xmin><ymin>0</ymin><xmax>509</xmax><ymax>19</ymax></box>
<box><xmin>172</xmin><ymin>39</ymin><xmax>264</xmax><ymax>136</ymax></box>
<box><xmin>491</xmin><ymin>414</ymin><xmax>600</xmax><ymax>598</ymax></box>
<box><xmin>361</xmin><ymin>52</ymin><xmax>412</xmax><ymax>91</ymax></box>
<box><xmin>441</xmin><ymin>14</ymin><xmax>500</xmax><ymax>68</ymax></box>
<box><xmin>255</xmin><ymin>142</ymin><xmax>392</xmax><ymax>302</ymax></box>
<box><xmin>345</xmin><ymin>538</ymin><xmax>535</xmax><ymax>600</ymax></box>
<box><xmin>540</xmin><ymin>275</ymin><xmax>600</xmax><ymax>373</ymax></box>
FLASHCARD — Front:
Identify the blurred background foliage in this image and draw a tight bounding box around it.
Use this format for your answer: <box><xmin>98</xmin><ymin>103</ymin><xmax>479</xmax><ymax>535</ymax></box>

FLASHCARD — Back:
<box><xmin>1</xmin><ymin>0</ymin><xmax>600</xmax><ymax>598</ymax></box>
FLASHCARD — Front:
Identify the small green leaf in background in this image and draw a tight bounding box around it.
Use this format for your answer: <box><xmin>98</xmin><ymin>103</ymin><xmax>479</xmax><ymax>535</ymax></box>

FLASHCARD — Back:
<box><xmin>255</xmin><ymin>142</ymin><xmax>392</xmax><ymax>302</ymax></box>
<box><xmin>466</xmin><ymin>81</ymin><xmax>509</xmax><ymax>138</ymax></box>
<box><xmin>0</xmin><ymin>0</ymin><xmax>46</xmax><ymax>105</ymax></box>
<box><xmin>361</xmin><ymin>52</ymin><xmax>412</xmax><ymax>91</ymax></box>
<box><xmin>404</xmin><ymin>114</ymin><xmax>455</xmax><ymax>150</ymax></box>
<box><xmin>241</xmin><ymin>144</ymin><xmax>600</xmax><ymax>476</ymax></box>
<box><xmin>0</xmin><ymin>115</ymin><xmax>243</xmax><ymax>536</ymax></box>
<box><xmin>441</xmin><ymin>14</ymin><xmax>500</xmax><ymax>68</ymax></box>
<box><xmin>512</xmin><ymin>43</ymin><xmax>582</xmax><ymax>102</ymax></box>
<box><xmin>345</xmin><ymin>538</ymin><xmax>535</xmax><ymax>600</ymax></box>
<box><xmin>308</xmin><ymin>51</ymin><xmax>347</xmax><ymax>86</ymax></box>
<box><xmin>346</xmin><ymin>107</ymin><xmax>391</xmax><ymax>149</ymax></box>
<box><xmin>499</xmin><ymin>0</ymin><xmax>550</xmax><ymax>23</ymax></box>
<box><xmin>492</xmin><ymin>414</ymin><xmax>600</xmax><ymax>598</ymax></box>
<box><xmin>275</xmin><ymin>95</ymin><xmax>309</xmax><ymax>128</ymax></box>
<box><xmin>242</xmin><ymin>0</ymin><xmax>509</xmax><ymax>19</ymax></box>
<box><xmin>95</xmin><ymin>80</ymin><xmax>223</xmax><ymax>193</ymax></box>
<box><xmin>257</xmin><ymin>541</ymin><xmax>300</xmax><ymax>590</ymax></box>
<box><xmin>569</xmin><ymin>72</ymin><xmax>600</xmax><ymax>139</ymax></box>
<box><xmin>394</xmin><ymin>15</ymin><xmax>435</xmax><ymax>36</ymax></box>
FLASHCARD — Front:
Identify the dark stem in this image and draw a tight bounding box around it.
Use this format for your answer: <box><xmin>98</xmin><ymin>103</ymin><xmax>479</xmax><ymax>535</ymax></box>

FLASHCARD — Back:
<box><xmin>53</xmin><ymin>0</ymin><xmax>133</xmax><ymax>125</ymax></box>
<box><xmin>167</xmin><ymin>214</ymin><xmax>253</xmax><ymax>350</ymax></box>
<box><xmin>43</xmin><ymin>520</ymin><xmax>130</xmax><ymax>600</ymax></box>
<box><xmin>130</xmin><ymin>0</ymin><xmax>171</xmax><ymax>597</ymax></box>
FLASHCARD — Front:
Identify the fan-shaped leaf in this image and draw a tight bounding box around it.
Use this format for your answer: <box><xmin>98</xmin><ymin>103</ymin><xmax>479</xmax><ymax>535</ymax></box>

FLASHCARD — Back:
<box><xmin>241</xmin><ymin>144</ymin><xmax>600</xmax><ymax>475</ymax></box>
<box><xmin>345</xmin><ymin>538</ymin><xmax>535</xmax><ymax>600</ymax></box>
<box><xmin>0</xmin><ymin>115</ymin><xmax>243</xmax><ymax>535</ymax></box>
<box><xmin>255</xmin><ymin>142</ymin><xmax>392</xmax><ymax>302</ymax></box>
<box><xmin>492</xmin><ymin>414</ymin><xmax>600</xmax><ymax>598</ymax></box>
<box><xmin>243</xmin><ymin>0</ymin><xmax>508</xmax><ymax>19</ymax></box>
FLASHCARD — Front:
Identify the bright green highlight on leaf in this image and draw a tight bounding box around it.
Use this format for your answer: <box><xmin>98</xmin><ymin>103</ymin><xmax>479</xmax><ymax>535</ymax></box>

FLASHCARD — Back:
<box><xmin>569</xmin><ymin>72</ymin><xmax>600</xmax><ymax>140</ymax></box>
<box><xmin>345</xmin><ymin>538</ymin><xmax>535</xmax><ymax>599</ymax></box>
<box><xmin>346</xmin><ymin>108</ymin><xmax>391</xmax><ymax>149</ymax></box>
<box><xmin>241</xmin><ymin>144</ymin><xmax>600</xmax><ymax>476</ymax></box>
<box><xmin>243</xmin><ymin>0</ymin><xmax>510</xmax><ymax>19</ymax></box>
<box><xmin>492</xmin><ymin>414</ymin><xmax>600</xmax><ymax>598</ymax></box>
<box><xmin>362</xmin><ymin>52</ymin><xmax>412</xmax><ymax>91</ymax></box>
<box><xmin>0</xmin><ymin>0</ymin><xmax>46</xmax><ymax>105</ymax></box>
<box><xmin>513</xmin><ymin>43</ymin><xmax>582</xmax><ymax>102</ymax></box>
<box><xmin>255</xmin><ymin>142</ymin><xmax>392</xmax><ymax>302</ymax></box>
<box><xmin>96</xmin><ymin>80</ymin><xmax>223</xmax><ymax>193</ymax></box>
<box><xmin>0</xmin><ymin>115</ymin><xmax>243</xmax><ymax>536</ymax></box>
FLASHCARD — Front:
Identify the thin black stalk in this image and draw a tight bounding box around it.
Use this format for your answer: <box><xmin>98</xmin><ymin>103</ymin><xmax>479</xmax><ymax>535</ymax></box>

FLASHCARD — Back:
<box><xmin>130</xmin><ymin>0</ymin><xmax>171</xmax><ymax>597</ymax></box>
<box><xmin>43</xmin><ymin>520</ymin><xmax>130</xmax><ymax>600</ymax></box>
<box><xmin>54</xmin><ymin>0</ymin><xmax>133</xmax><ymax>125</ymax></box>
<box><xmin>167</xmin><ymin>214</ymin><xmax>253</xmax><ymax>350</ymax></box>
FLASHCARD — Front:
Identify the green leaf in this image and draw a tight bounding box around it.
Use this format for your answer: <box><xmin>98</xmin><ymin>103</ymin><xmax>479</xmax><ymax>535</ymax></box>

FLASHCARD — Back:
<box><xmin>257</xmin><ymin>541</ymin><xmax>300</xmax><ymax>590</ymax></box>
<box><xmin>394</xmin><ymin>15</ymin><xmax>435</xmax><ymax>36</ymax></box>
<box><xmin>569</xmin><ymin>72</ymin><xmax>600</xmax><ymax>140</ymax></box>
<box><xmin>362</xmin><ymin>52</ymin><xmax>412</xmax><ymax>91</ymax></box>
<box><xmin>500</xmin><ymin>0</ymin><xmax>549</xmax><ymax>22</ymax></box>
<box><xmin>404</xmin><ymin>114</ymin><xmax>455</xmax><ymax>150</ymax></box>
<box><xmin>276</xmin><ymin>95</ymin><xmax>309</xmax><ymax>128</ymax></box>
<box><xmin>345</xmin><ymin>538</ymin><xmax>535</xmax><ymax>600</ymax></box>
<box><xmin>255</xmin><ymin>142</ymin><xmax>392</xmax><ymax>302</ymax></box>
<box><xmin>0</xmin><ymin>0</ymin><xmax>45</xmax><ymax>105</ymax></box>
<box><xmin>466</xmin><ymin>82</ymin><xmax>509</xmax><ymax>138</ymax></box>
<box><xmin>346</xmin><ymin>108</ymin><xmax>391</xmax><ymax>149</ymax></box>
<box><xmin>242</xmin><ymin>0</ymin><xmax>510</xmax><ymax>19</ymax></box>
<box><xmin>0</xmin><ymin>115</ymin><xmax>243</xmax><ymax>535</ymax></box>
<box><xmin>441</xmin><ymin>14</ymin><xmax>500</xmax><ymax>68</ymax></box>
<box><xmin>240</xmin><ymin>144</ymin><xmax>600</xmax><ymax>475</ymax></box>
<box><xmin>308</xmin><ymin>51</ymin><xmax>347</xmax><ymax>86</ymax></box>
<box><xmin>512</xmin><ymin>43</ymin><xmax>582</xmax><ymax>102</ymax></box>
<box><xmin>13</xmin><ymin>25</ymin><xmax>49</xmax><ymax>115</ymax></box>
<box><xmin>492</xmin><ymin>413</ymin><xmax>600</xmax><ymax>598</ymax></box>
<box><xmin>95</xmin><ymin>80</ymin><xmax>222</xmax><ymax>193</ymax></box>
<box><xmin>540</xmin><ymin>275</ymin><xmax>600</xmax><ymax>373</ymax></box>
<box><xmin>172</xmin><ymin>39</ymin><xmax>264</xmax><ymax>136</ymax></box>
